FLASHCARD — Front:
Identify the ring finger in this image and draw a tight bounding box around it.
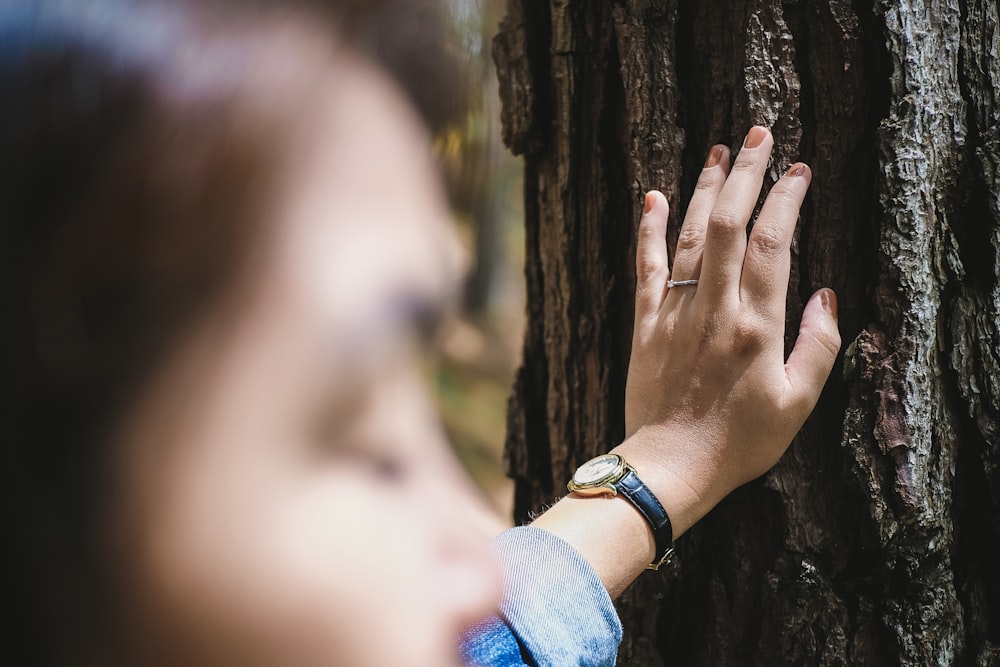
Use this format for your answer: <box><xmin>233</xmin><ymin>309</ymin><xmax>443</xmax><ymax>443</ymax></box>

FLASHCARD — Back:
<box><xmin>669</xmin><ymin>144</ymin><xmax>730</xmax><ymax>289</ymax></box>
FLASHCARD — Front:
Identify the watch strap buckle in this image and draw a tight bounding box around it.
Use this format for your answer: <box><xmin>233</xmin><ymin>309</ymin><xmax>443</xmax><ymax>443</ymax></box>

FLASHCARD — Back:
<box><xmin>645</xmin><ymin>546</ymin><xmax>675</xmax><ymax>571</ymax></box>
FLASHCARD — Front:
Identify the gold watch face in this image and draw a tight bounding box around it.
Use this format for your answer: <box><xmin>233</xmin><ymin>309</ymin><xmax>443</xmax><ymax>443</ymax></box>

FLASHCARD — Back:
<box><xmin>570</xmin><ymin>453</ymin><xmax>626</xmax><ymax>488</ymax></box>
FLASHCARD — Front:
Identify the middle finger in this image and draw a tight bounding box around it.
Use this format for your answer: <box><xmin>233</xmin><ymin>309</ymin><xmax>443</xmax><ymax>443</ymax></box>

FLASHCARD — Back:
<box><xmin>697</xmin><ymin>126</ymin><xmax>773</xmax><ymax>303</ymax></box>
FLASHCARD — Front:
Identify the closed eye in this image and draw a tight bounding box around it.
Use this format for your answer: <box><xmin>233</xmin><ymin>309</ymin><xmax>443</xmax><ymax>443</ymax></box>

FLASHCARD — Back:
<box><xmin>388</xmin><ymin>291</ymin><xmax>448</xmax><ymax>347</ymax></box>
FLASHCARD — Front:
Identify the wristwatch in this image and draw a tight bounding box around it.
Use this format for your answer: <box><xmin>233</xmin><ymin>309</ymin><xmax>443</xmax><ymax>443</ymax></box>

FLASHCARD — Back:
<box><xmin>567</xmin><ymin>453</ymin><xmax>675</xmax><ymax>570</ymax></box>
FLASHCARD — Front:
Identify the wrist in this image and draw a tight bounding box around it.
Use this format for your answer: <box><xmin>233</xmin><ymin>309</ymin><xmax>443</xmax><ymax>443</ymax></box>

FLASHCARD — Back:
<box><xmin>610</xmin><ymin>425</ymin><xmax>734</xmax><ymax>540</ymax></box>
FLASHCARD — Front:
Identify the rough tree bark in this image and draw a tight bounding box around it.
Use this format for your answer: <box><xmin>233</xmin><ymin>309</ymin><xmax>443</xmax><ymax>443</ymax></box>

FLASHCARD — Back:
<box><xmin>493</xmin><ymin>0</ymin><xmax>1000</xmax><ymax>664</ymax></box>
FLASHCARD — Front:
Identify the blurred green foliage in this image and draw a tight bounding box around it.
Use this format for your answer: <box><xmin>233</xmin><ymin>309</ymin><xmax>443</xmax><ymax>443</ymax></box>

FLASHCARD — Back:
<box><xmin>428</xmin><ymin>1</ymin><xmax>524</xmax><ymax>520</ymax></box>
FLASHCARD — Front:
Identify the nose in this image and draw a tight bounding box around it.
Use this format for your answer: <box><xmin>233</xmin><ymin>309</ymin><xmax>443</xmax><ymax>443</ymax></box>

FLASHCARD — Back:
<box><xmin>371</xmin><ymin>369</ymin><xmax>502</xmax><ymax>629</ymax></box>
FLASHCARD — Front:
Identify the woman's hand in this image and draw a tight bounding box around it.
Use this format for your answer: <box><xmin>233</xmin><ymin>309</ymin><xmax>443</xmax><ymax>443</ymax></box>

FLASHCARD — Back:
<box><xmin>532</xmin><ymin>127</ymin><xmax>840</xmax><ymax>598</ymax></box>
<box><xmin>620</xmin><ymin>126</ymin><xmax>841</xmax><ymax>536</ymax></box>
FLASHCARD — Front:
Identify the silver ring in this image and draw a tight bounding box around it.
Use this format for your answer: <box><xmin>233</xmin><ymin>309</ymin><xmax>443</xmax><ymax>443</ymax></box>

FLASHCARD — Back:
<box><xmin>667</xmin><ymin>279</ymin><xmax>699</xmax><ymax>288</ymax></box>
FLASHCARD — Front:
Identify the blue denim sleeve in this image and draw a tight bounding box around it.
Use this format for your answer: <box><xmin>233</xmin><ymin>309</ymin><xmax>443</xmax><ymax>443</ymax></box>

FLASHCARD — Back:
<box><xmin>459</xmin><ymin>526</ymin><xmax>622</xmax><ymax>667</ymax></box>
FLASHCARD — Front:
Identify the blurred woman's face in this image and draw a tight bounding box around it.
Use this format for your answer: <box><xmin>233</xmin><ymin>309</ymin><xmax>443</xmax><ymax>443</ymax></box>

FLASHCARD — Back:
<box><xmin>113</xmin><ymin>55</ymin><xmax>499</xmax><ymax>666</ymax></box>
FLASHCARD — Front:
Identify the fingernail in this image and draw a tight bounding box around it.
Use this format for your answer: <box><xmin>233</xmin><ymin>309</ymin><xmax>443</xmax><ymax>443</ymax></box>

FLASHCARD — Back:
<box><xmin>744</xmin><ymin>126</ymin><xmax>768</xmax><ymax>149</ymax></box>
<box><xmin>704</xmin><ymin>146</ymin><xmax>724</xmax><ymax>168</ymax></box>
<box><xmin>820</xmin><ymin>289</ymin><xmax>838</xmax><ymax>317</ymax></box>
<box><xmin>786</xmin><ymin>163</ymin><xmax>807</xmax><ymax>177</ymax></box>
<box><xmin>643</xmin><ymin>191</ymin><xmax>655</xmax><ymax>214</ymax></box>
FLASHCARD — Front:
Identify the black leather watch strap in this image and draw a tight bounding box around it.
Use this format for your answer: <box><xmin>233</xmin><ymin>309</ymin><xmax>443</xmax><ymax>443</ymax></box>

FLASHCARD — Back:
<box><xmin>615</xmin><ymin>467</ymin><xmax>675</xmax><ymax>570</ymax></box>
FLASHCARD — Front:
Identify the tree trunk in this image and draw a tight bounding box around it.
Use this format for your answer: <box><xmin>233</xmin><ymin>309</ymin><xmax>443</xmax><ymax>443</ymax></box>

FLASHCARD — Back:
<box><xmin>493</xmin><ymin>0</ymin><xmax>1000</xmax><ymax>664</ymax></box>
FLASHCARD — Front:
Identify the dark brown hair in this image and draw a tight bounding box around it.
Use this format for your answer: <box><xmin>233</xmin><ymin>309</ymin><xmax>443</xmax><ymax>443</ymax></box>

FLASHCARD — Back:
<box><xmin>0</xmin><ymin>1</ymin><xmax>461</xmax><ymax>663</ymax></box>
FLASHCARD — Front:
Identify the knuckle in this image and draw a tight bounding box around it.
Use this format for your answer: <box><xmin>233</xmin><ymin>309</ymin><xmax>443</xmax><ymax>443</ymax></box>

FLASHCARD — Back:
<box><xmin>804</xmin><ymin>320</ymin><xmax>842</xmax><ymax>361</ymax></box>
<box><xmin>694</xmin><ymin>313</ymin><xmax>722</xmax><ymax>349</ymax></box>
<box><xmin>767</xmin><ymin>182</ymin><xmax>801</xmax><ymax>209</ymax></box>
<box><xmin>729</xmin><ymin>317</ymin><xmax>768</xmax><ymax>355</ymax></box>
<box><xmin>730</xmin><ymin>156</ymin><xmax>760</xmax><ymax>175</ymax></box>
<box><xmin>694</xmin><ymin>172</ymin><xmax>723</xmax><ymax>193</ymax></box>
<box><xmin>819</xmin><ymin>327</ymin><xmax>843</xmax><ymax>360</ymax></box>
<box><xmin>638</xmin><ymin>216</ymin><xmax>660</xmax><ymax>238</ymax></box>
<box><xmin>636</xmin><ymin>256</ymin><xmax>665</xmax><ymax>284</ymax></box>
<box><xmin>748</xmin><ymin>223</ymin><xmax>787</xmax><ymax>256</ymax></box>
<box><xmin>707</xmin><ymin>208</ymin><xmax>742</xmax><ymax>236</ymax></box>
<box><xmin>637</xmin><ymin>220</ymin><xmax>664</xmax><ymax>248</ymax></box>
<box><xmin>675</xmin><ymin>224</ymin><xmax>702</xmax><ymax>253</ymax></box>
<box><xmin>693</xmin><ymin>306</ymin><xmax>758</xmax><ymax>354</ymax></box>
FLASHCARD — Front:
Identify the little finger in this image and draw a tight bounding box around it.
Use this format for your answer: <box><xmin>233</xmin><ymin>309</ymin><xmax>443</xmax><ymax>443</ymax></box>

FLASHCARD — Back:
<box><xmin>635</xmin><ymin>190</ymin><xmax>671</xmax><ymax>317</ymax></box>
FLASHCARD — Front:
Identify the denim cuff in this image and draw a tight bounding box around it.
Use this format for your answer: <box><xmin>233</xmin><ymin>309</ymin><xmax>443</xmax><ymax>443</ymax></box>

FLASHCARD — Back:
<box><xmin>491</xmin><ymin>525</ymin><xmax>622</xmax><ymax>667</ymax></box>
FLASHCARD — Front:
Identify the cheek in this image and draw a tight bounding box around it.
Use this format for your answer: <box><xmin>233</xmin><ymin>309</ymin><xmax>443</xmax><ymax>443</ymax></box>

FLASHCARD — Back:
<box><xmin>263</xmin><ymin>475</ymin><xmax>458</xmax><ymax>664</ymax></box>
<box><xmin>134</xmin><ymin>464</ymin><xmax>463</xmax><ymax>667</ymax></box>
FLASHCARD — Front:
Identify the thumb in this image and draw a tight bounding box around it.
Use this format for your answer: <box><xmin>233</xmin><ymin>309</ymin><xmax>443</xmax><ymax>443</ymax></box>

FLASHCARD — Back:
<box><xmin>784</xmin><ymin>288</ymin><xmax>841</xmax><ymax>414</ymax></box>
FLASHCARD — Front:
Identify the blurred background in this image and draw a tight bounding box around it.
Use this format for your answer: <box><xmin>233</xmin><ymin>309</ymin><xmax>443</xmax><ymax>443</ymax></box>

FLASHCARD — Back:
<box><xmin>430</xmin><ymin>0</ymin><xmax>522</xmax><ymax>521</ymax></box>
